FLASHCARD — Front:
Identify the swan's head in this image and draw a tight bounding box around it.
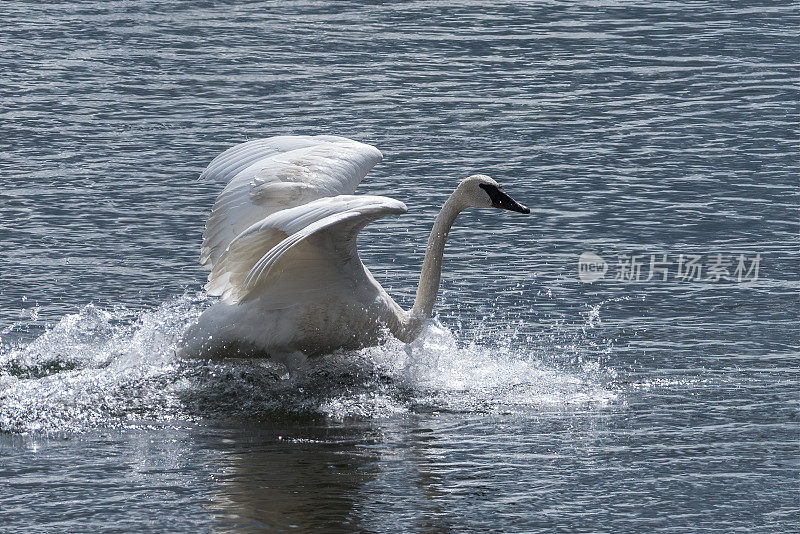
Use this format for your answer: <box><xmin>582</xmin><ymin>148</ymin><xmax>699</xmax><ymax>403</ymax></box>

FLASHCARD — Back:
<box><xmin>457</xmin><ymin>174</ymin><xmax>530</xmax><ymax>214</ymax></box>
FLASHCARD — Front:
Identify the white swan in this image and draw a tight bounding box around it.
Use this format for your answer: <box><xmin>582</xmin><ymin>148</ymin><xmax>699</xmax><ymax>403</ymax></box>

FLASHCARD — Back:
<box><xmin>180</xmin><ymin>135</ymin><xmax>529</xmax><ymax>365</ymax></box>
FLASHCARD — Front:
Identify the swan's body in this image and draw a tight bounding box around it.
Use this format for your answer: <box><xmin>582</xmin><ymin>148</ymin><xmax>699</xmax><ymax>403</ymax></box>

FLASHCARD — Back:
<box><xmin>180</xmin><ymin>135</ymin><xmax>529</xmax><ymax>364</ymax></box>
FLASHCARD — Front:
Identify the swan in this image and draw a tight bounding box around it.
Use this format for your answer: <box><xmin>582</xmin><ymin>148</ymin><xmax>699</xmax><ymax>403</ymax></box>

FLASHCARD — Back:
<box><xmin>179</xmin><ymin>135</ymin><xmax>529</xmax><ymax>367</ymax></box>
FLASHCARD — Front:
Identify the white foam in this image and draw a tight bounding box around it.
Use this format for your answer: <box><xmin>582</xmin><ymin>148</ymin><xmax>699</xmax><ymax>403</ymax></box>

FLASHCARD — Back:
<box><xmin>321</xmin><ymin>321</ymin><xmax>617</xmax><ymax>419</ymax></box>
<box><xmin>0</xmin><ymin>297</ymin><xmax>618</xmax><ymax>433</ymax></box>
<box><xmin>0</xmin><ymin>297</ymin><xmax>203</xmax><ymax>433</ymax></box>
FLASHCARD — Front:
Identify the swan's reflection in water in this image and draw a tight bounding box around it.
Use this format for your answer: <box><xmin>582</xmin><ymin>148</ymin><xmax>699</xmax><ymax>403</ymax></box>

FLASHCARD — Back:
<box><xmin>206</xmin><ymin>418</ymin><xmax>460</xmax><ymax>533</ymax></box>
<box><xmin>189</xmin><ymin>359</ymin><xmax>482</xmax><ymax>531</ymax></box>
<box><xmin>207</xmin><ymin>421</ymin><xmax>381</xmax><ymax>532</ymax></box>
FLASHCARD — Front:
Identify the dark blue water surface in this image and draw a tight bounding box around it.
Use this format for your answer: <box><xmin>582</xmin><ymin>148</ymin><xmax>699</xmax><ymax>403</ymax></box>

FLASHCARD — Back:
<box><xmin>1</xmin><ymin>1</ymin><xmax>798</xmax><ymax>532</ymax></box>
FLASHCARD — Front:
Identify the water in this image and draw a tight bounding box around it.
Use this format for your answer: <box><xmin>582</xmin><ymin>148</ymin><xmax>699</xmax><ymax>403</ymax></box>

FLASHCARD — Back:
<box><xmin>1</xmin><ymin>1</ymin><xmax>798</xmax><ymax>531</ymax></box>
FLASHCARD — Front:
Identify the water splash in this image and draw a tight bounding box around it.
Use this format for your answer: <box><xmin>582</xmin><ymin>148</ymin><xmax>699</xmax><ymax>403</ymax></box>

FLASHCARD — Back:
<box><xmin>323</xmin><ymin>321</ymin><xmax>617</xmax><ymax>418</ymax></box>
<box><xmin>0</xmin><ymin>296</ymin><xmax>618</xmax><ymax>433</ymax></box>
<box><xmin>0</xmin><ymin>297</ymin><xmax>202</xmax><ymax>433</ymax></box>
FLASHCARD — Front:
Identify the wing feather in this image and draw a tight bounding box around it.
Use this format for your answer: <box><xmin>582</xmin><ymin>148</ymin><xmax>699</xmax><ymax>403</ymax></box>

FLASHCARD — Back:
<box><xmin>200</xmin><ymin>136</ymin><xmax>329</xmax><ymax>183</ymax></box>
<box><xmin>205</xmin><ymin>195</ymin><xmax>407</xmax><ymax>304</ymax></box>
<box><xmin>199</xmin><ymin>136</ymin><xmax>382</xmax><ymax>268</ymax></box>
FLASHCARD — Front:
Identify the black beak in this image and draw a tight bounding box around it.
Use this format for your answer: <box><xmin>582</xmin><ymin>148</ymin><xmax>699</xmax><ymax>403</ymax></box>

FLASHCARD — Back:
<box><xmin>479</xmin><ymin>183</ymin><xmax>530</xmax><ymax>214</ymax></box>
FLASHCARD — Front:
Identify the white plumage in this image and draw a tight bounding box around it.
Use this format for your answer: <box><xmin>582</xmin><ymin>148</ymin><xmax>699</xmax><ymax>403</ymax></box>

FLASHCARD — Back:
<box><xmin>205</xmin><ymin>195</ymin><xmax>407</xmax><ymax>305</ymax></box>
<box><xmin>199</xmin><ymin>135</ymin><xmax>382</xmax><ymax>268</ymax></box>
<box><xmin>180</xmin><ymin>135</ymin><xmax>530</xmax><ymax>366</ymax></box>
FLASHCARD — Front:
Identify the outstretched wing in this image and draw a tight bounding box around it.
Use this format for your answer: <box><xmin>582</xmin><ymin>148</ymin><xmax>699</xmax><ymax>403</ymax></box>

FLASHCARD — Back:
<box><xmin>199</xmin><ymin>135</ymin><xmax>383</xmax><ymax>269</ymax></box>
<box><xmin>205</xmin><ymin>195</ymin><xmax>407</xmax><ymax>305</ymax></box>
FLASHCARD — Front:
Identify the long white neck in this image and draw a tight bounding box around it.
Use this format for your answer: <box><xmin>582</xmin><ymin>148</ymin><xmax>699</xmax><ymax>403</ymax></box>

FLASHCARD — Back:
<box><xmin>383</xmin><ymin>190</ymin><xmax>466</xmax><ymax>344</ymax></box>
<box><xmin>409</xmin><ymin>191</ymin><xmax>465</xmax><ymax>319</ymax></box>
